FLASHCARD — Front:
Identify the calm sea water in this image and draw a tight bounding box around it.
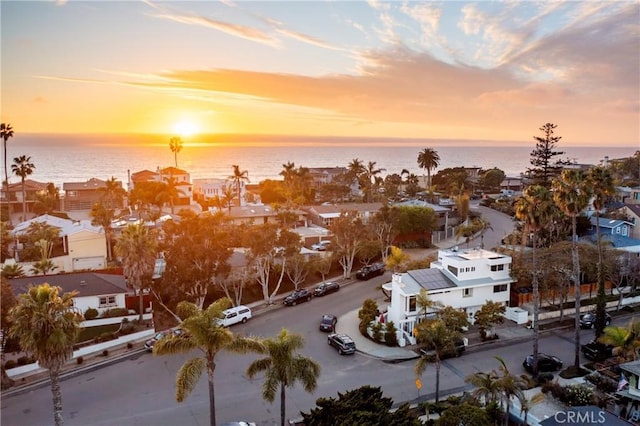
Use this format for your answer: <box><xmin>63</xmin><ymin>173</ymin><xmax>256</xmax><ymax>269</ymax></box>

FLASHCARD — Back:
<box><xmin>3</xmin><ymin>134</ymin><xmax>636</xmax><ymax>190</ymax></box>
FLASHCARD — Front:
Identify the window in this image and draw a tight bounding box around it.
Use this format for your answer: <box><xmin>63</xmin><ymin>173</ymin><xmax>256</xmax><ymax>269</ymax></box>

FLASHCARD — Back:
<box><xmin>493</xmin><ymin>284</ymin><xmax>508</xmax><ymax>293</ymax></box>
<box><xmin>447</xmin><ymin>265</ymin><xmax>458</xmax><ymax>276</ymax></box>
<box><xmin>463</xmin><ymin>288</ymin><xmax>472</xmax><ymax>298</ymax></box>
<box><xmin>491</xmin><ymin>264</ymin><xmax>505</xmax><ymax>272</ymax></box>
<box><xmin>99</xmin><ymin>295</ymin><xmax>117</xmax><ymax>308</ymax></box>
<box><xmin>67</xmin><ymin>190</ymin><xmax>77</xmax><ymax>197</ymax></box>
<box><xmin>408</xmin><ymin>296</ymin><xmax>417</xmax><ymax>312</ymax></box>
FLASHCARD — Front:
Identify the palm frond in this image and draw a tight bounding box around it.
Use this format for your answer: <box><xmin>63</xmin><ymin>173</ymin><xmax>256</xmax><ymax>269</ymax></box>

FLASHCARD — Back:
<box><xmin>246</xmin><ymin>358</ymin><xmax>272</xmax><ymax>378</ymax></box>
<box><xmin>175</xmin><ymin>358</ymin><xmax>205</xmax><ymax>402</ymax></box>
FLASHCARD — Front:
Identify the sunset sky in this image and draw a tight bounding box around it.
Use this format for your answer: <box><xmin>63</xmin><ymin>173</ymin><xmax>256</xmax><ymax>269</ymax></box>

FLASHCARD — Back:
<box><xmin>1</xmin><ymin>0</ymin><xmax>639</xmax><ymax>146</ymax></box>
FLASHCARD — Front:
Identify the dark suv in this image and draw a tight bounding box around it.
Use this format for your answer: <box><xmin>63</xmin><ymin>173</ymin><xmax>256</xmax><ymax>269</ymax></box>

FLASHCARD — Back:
<box><xmin>581</xmin><ymin>340</ymin><xmax>614</xmax><ymax>361</ymax></box>
<box><xmin>523</xmin><ymin>353</ymin><xmax>563</xmax><ymax>373</ymax></box>
<box><xmin>283</xmin><ymin>289</ymin><xmax>312</xmax><ymax>306</ymax></box>
<box><xmin>327</xmin><ymin>333</ymin><xmax>356</xmax><ymax>355</ymax></box>
<box><xmin>355</xmin><ymin>262</ymin><xmax>385</xmax><ymax>280</ymax></box>
<box><xmin>319</xmin><ymin>314</ymin><xmax>337</xmax><ymax>332</ymax></box>
<box><xmin>580</xmin><ymin>312</ymin><xmax>612</xmax><ymax>329</ymax></box>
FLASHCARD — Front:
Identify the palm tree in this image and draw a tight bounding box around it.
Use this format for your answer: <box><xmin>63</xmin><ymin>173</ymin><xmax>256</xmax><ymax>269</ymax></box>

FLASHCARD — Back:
<box><xmin>9</xmin><ymin>283</ymin><xmax>82</xmax><ymax>426</ymax></box>
<box><xmin>599</xmin><ymin>318</ymin><xmax>640</xmax><ymax>361</ymax></box>
<box><xmin>11</xmin><ymin>155</ymin><xmax>35</xmax><ymax>221</ymax></box>
<box><xmin>90</xmin><ymin>202</ymin><xmax>116</xmax><ymax>262</ymax></box>
<box><xmin>414</xmin><ymin>318</ymin><xmax>461</xmax><ymax>403</ymax></box>
<box><xmin>169</xmin><ymin>136</ymin><xmax>183</xmax><ymax>168</ymax></box>
<box><xmin>1</xmin><ymin>123</ymin><xmax>14</xmax><ymax>193</ymax></box>
<box><xmin>495</xmin><ymin>356</ymin><xmax>526</xmax><ymax>426</ymax></box>
<box><xmin>221</xmin><ymin>185</ymin><xmax>235</xmax><ymax>213</ymax></box>
<box><xmin>552</xmin><ymin>169</ymin><xmax>592</xmax><ymax>370</ymax></box>
<box><xmin>99</xmin><ymin>176</ymin><xmax>126</xmax><ymax>209</ymax></box>
<box><xmin>228</xmin><ymin>165</ymin><xmax>249</xmax><ymax>207</ymax></box>
<box><xmin>465</xmin><ymin>369</ymin><xmax>501</xmax><ymax>406</ymax></box>
<box><xmin>416</xmin><ymin>288</ymin><xmax>441</xmax><ymax>321</ymax></box>
<box><xmin>157</xmin><ymin>176</ymin><xmax>184</xmax><ymax>214</ymax></box>
<box><xmin>417</xmin><ymin>148</ymin><xmax>440</xmax><ymax>189</ymax></box>
<box><xmin>114</xmin><ymin>224</ymin><xmax>158</xmax><ymax>321</ymax></box>
<box><xmin>246</xmin><ymin>328</ymin><xmax>320</xmax><ymax>426</ymax></box>
<box><xmin>363</xmin><ymin>161</ymin><xmax>385</xmax><ymax>203</ymax></box>
<box><xmin>514</xmin><ymin>185</ymin><xmax>554</xmax><ymax>375</ymax></box>
<box><xmin>588</xmin><ymin>166</ymin><xmax>615</xmax><ymax>338</ymax></box>
<box><xmin>153</xmin><ymin>298</ymin><xmax>264</xmax><ymax>426</ymax></box>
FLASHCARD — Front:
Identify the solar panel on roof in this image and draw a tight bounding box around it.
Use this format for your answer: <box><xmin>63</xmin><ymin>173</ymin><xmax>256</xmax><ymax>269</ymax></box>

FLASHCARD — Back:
<box><xmin>407</xmin><ymin>269</ymin><xmax>456</xmax><ymax>291</ymax></box>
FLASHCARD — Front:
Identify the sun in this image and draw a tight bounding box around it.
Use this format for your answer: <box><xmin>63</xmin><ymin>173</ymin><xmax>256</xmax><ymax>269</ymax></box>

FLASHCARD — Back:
<box><xmin>172</xmin><ymin>120</ymin><xmax>199</xmax><ymax>137</ymax></box>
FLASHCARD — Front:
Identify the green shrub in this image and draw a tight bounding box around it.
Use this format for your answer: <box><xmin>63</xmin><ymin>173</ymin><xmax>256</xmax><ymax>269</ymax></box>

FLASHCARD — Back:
<box><xmin>358</xmin><ymin>299</ymin><xmax>378</xmax><ymax>337</ymax></box>
<box><xmin>93</xmin><ymin>332</ymin><xmax>117</xmax><ymax>343</ymax></box>
<box><xmin>561</xmin><ymin>384</ymin><xmax>594</xmax><ymax>407</ymax></box>
<box><xmin>536</xmin><ymin>372</ymin><xmax>555</xmax><ymax>385</ymax></box>
<box><xmin>585</xmin><ymin>372</ymin><xmax>617</xmax><ymax>393</ymax></box>
<box><xmin>4</xmin><ymin>360</ymin><xmax>17</xmax><ymax>369</ymax></box>
<box><xmin>16</xmin><ymin>356</ymin><xmax>34</xmax><ymax>366</ymax></box>
<box><xmin>101</xmin><ymin>308</ymin><xmax>129</xmax><ymax>318</ymax></box>
<box><xmin>384</xmin><ymin>321</ymin><xmax>399</xmax><ymax>347</ymax></box>
<box><xmin>84</xmin><ymin>308</ymin><xmax>99</xmax><ymax>320</ymax></box>
<box><xmin>371</xmin><ymin>322</ymin><xmax>383</xmax><ymax>343</ymax></box>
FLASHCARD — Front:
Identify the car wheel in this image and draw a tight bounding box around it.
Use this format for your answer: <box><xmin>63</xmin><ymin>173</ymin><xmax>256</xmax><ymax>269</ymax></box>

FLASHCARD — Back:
<box><xmin>242</xmin><ymin>317</ymin><xmax>248</xmax><ymax>324</ymax></box>
<box><xmin>339</xmin><ymin>348</ymin><xmax>343</xmax><ymax>355</ymax></box>
<box><xmin>328</xmin><ymin>339</ymin><xmax>332</xmax><ymax>345</ymax></box>
<box><xmin>292</xmin><ymin>301</ymin><xmax>297</xmax><ymax>306</ymax></box>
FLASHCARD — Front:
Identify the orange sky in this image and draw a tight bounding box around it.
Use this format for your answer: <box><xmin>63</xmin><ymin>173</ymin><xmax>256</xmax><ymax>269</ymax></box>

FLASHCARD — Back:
<box><xmin>2</xmin><ymin>1</ymin><xmax>638</xmax><ymax>146</ymax></box>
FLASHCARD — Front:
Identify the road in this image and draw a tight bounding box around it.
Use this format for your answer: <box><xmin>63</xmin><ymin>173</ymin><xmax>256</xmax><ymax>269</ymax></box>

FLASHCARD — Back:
<box><xmin>0</xmin><ymin>271</ymin><xmax>614</xmax><ymax>426</ymax></box>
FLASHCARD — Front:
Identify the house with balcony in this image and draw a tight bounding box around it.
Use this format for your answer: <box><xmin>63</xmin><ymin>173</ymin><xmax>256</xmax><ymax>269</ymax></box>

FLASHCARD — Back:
<box><xmin>1</xmin><ymin>179</ymin><xmax>57</xmax><ymax>221</ymax></box>
<box><xmin>383</xmin><ymin>247</ymin><xmax>514</xmax><ymax>346</ymax></box>
<box><xmin>613</xmin><ymin>360</ymin><xmax>640</xmax><ymax>423</ymax></box>
<box><xmin>304</xmin><ymin>203</ymin><xmax>383</xmax><ymax>228</ymax></box>
<box><xmin>192</xmin><ymin>178</ymin><xmax>243</xmax><ymax>206</ymax></box>
<box><xmin>9</xmin><ymin>214</ymin><xmax>107</xmax><ymax>273</ymax></box>
<box><xmin>62</xmin><ymin>178</ymin><xmax>125</xmax><ymax>213</ymax></box>
<box><xmin>129</xmin><ymin>167</ymin><xmax>193</xmax><ymax>208</ymax></box>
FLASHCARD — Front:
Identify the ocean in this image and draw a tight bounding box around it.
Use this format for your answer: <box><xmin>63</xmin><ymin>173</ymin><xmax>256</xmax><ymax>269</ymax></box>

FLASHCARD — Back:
<box><xmin>3</xmin><ymin>134</ymin><xmax>637</xmax><ymax>190</ymax></box>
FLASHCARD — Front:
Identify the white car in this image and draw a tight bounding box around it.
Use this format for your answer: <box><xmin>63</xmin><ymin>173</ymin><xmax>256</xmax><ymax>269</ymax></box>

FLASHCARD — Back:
<box><xmin>311</xmin><ymin>240</ymin><xmax>331</xmax><ymax>251</ymax></box>
<box><xmin>218</xmin><ymin>305</ymin><xmax>252</xmax><ymax>327</ymax></box>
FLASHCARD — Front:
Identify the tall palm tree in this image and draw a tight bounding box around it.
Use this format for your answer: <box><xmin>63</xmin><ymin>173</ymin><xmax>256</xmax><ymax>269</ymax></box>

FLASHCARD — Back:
<box><xmin>99</xmin><ymin>176</ymin><xmax>126</xmax><ymax>210</ymax></box>
<box><xmin>157</xmin><ymin>177</ymin><xmax>184</xmax><ymax>214</ymax></box>
<box><xmin>414</xmin><ymin>318</ymin><xmax>461</xmax><ymax>403</ymax></box>
<box><xmin>90</xmin><ymin>202</ymin><xmax>116</xmax><ymax>262</ymax></box>
<box><xmin>495</xmin><ymin>356</ymin><xmax>526</xmax><ymax>426</ymax></box>
<box><xmin>363</xmin><ymin>161</ymin><xmax>385</xmax><ymax>202</ymax></box>
<box><xmin>514</xmin><ymin>185</ymin><xmax>554</xmax><ymax>375</ymax></box>
<box><xmin>9</xmin><ymin>283</ymin><xmax>82</xmax><ymax>426</ymax></box>
<box><xmin>11</xmin><ymin>155</ymin><xmax>35</xmax><ymax>221</ymax></box>
<box><xmin>416</xmin><ymin>288</ymin><xmax>441</xmax><ymax>321</ymax></box>
<box><xmin>1</xmin><ymin>123</ymin><xmax>14</xmax><ymax>193</ymax></box>
<box><xmin>114</xmin><ymin>224</ymin><xmax>158</xmax><ymax>321</ymax></box>
<box><xmin>169</xmin><ymin>136</ymin><xmax>183</xmax><ymax>168</ymax></box>
<box><xmin>221</xmin><ymin>186</ymin><xmax>235</xmax><ymax>213</ymax></box>
<box><xmin>417</xmin><ymin>148</ymin><xmax>440</xmax><ymax>189</ymax></box>
<box><xmin>552</xmin><ymin>169</ymin><xmax>592</xmax><ymax>370</ymax></box>
<box><xmin>246</xmin><ymin>328</ymin><xmax>320</xmax><ymax>426</ymax></box>
<box><xmin>228</xmin><ymin>165</ymin><xmax>249</xmax><ymax>207</ymax></box>
<box><xmin>153</xmin><ymin>298</ymin><xmax>264</xmax><ymax>426</ymax></box>
<box><xmin>588</xmin><ymin>166</ymin><xmax>615</xmax><ymax>337</ymax></box>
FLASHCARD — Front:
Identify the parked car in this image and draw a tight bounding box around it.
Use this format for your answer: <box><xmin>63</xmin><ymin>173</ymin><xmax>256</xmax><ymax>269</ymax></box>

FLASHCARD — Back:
<box><xmin>218</xmin><ymin>305</ymin><xmax>252</xmax><ymax>327</ymax></box>
<box><xmin>523</xmin><ymin>353</ymin><xmax>563</xmax><ymax>373</ymax></box>
<box><xmin>314</xmin><ymin>281</ymin><xmax>340</xmax><ymax>297</ymax></box>
<box><xmin>327</xmin><ymin>333</ymin><xmax>356</xmax><ymax>355</ymax></box>
<box><xmin>581</xmin><ymin>340</ymin><xmax>615</xmax><ymax>361</ymax></box>
<box><xmin>319</xmin><ymin>314</ymin><xmax>337</xmax><ymax>332</ymax></box>
<box><xmin>355</xmin><ymin>262</ymin><xmax>385</xmax><ymax>280</ymax></box>
<box><xmin>311</xmin><ymin>240</ymin><xmax>331</xmax><ymax>251</ymax></box>
<box><xmin>419</xmin><ymin>337</ymin><xmax>468</xmax><ymax>361</ymax></box>
<box><xmin>144</xmin><ymin>328</ymin><xmax>183</xmax><ymax>352</ymax></box>
<box><xmin>283</xmin><ymin>289</ymin><xmax>312</xmax><ymax>306</ymax></box>
<box><xmin>580</xmin><ymin>312</ymin><xmax>612</xmax><ymax>329</ymax></box>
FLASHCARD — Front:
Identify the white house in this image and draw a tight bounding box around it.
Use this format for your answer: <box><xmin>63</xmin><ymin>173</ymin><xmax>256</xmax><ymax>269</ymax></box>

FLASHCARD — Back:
<box><xmin>9</xmin><ymin>214</ymin><xmax>107</xmax><ymax>273</ymax></box>
<box><xmin>383</xmin><ymin>247</ymin><xmax>514</xmax><ymax>346</ymax></box>
<box><xmin>9</xmin><ymin>272</ymin><xmax>129</xmax><ymax>315</ymax></box>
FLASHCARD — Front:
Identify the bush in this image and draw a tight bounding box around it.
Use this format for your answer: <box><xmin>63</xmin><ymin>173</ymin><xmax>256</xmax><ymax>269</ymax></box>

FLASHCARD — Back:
<box><xmin>102</xmin><ymin>349</ymin><xmax>109</xmax><ymax>357</ymax></box>
<box><xmin>384</xmin><ymin>321</ymin><xmax>399</xmax><ymax>347</ymax></box>
<box><xmin>93</xmin><ymin>332</ymin><xmax>117</xmax><ymax>344</ymax></box>
<box><xmin>562</xmin><ymin>384</ymin><xmax>594</xmax><ymax>407</ymax></box>
<box><xmin>536</xmin><ymin>372</ymin><xmax>555</xmax><ymax>386</ymax></box>
<box><xmin>76</xmin><ymin>356</ymin><xmax>84</xmax><ymax>365</ymax></box>
<box><xmin>16</xmin><ymin>356</ymin><xmax>34</xmax><ymax>366</ymax></box>
<box><xmin>101</xmin><ymin>308</ymin><xmax>129</xmax><ymax>318</ymax></box>
<box><xmin>585</xmin><ymin>372</ymin><xmax>618</xmax><ymax>393</ymax></box>
<box><xmin>4</xmin><ymin>360</ymin><xmax>17</xmax><ymax>369</ymax></box>
<box><xmin>84</xmin><ymin>308</ymin><xmax>99</xmax><ymax>320</ymax></box>
<box><xmin>126</xmin><ymin>342</ymin><xmax>133</xmax><ymax>349</ymax></box>
<box><xmin>371</xmin><ymin>322</ymin><xmax>383</xmax><ymax>343</ymax></box>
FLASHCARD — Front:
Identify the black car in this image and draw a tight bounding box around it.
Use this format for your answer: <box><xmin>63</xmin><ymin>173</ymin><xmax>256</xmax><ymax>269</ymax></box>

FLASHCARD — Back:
<box><xmin>319</xmin><ymin>314</ymin><xmax>337</xmax><ymax>332</ymax></box>
<box><xmin>327</xmin><ymin>333</ymin><xmax>356</xmax><ymax>355</ymax></box>
<box><xmin>523</xmin><ymin>353</ymin><xmax>563</xmax><ymax>373</ymax></box>
<box><xmin>419</xmin><ymin>337</ymin><xmax>467</xmax><ymax>361</ymax></box>
<box><xmin>283</xmin><ymin>289</ymin><xmax>312</xmax><ymax>306</ymax></box>
<box><xmin>580</xmin><ymin>312</ymin><xmax>612</xmax><ymax>329</ymax></box>
<box><xmin>581</xmin><ymin>340</ymin><xmax>615</xmax><ymax>361</ymax></box>
<box><xmin>314</xmin><ymin>281</ymin><xmax>340</xmax><ymax>297</ymax></box>
<box><xmin>355</xmin><ymin>262</ymin><xmax>385</xmax><ymax>280</ymax></box>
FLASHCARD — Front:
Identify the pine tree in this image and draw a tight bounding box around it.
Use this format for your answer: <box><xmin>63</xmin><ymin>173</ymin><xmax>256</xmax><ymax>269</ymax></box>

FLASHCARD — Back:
<box><xmin>527</xmin><ymin>123</ymin><xmax>568</xmax><ymax>188</ymax></box>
